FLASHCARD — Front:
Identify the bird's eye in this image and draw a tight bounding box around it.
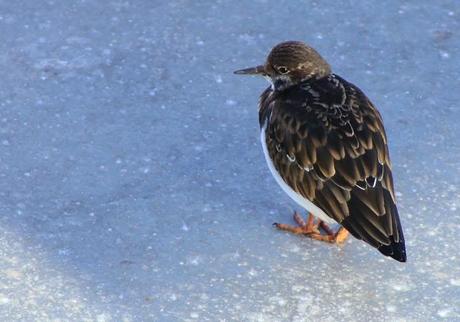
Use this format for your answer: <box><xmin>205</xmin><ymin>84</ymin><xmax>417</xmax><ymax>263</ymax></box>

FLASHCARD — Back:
<box><xmin>277</xmin><ymin>66</ymin><xmax>289</xmax><ymax>74</ymax></box>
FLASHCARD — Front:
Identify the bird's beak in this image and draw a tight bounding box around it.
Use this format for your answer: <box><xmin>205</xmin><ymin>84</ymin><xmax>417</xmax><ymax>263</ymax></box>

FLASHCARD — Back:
<box><xmin>233</xmin><ymin>65</ymin><xmax>266</xmax><ymax>75</ymax></box>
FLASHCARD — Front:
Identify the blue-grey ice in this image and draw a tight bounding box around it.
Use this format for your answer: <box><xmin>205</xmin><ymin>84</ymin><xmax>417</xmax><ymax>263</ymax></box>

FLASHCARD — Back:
<box><xmin>0</xmin><ymin>0</ymin><xmax>459</xmax><ymax>321</ymax></box>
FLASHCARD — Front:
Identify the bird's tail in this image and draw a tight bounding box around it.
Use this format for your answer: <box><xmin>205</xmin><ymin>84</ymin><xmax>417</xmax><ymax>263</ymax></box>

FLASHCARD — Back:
<box><xmin>377</xmin><ymin>204</ymin><xmax>407</xmax><ymax>262</ymax></box>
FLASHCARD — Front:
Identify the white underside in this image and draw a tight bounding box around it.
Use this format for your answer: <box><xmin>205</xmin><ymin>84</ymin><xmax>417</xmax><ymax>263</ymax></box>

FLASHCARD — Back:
<box><xmin>261</xmin><ymin>125</ymin><xmax>335</xmax><ymax>224</ymax></box>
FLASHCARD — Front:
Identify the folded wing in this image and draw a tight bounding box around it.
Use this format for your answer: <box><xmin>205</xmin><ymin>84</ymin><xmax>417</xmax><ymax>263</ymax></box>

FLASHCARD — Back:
<box><xmin>263</xmin><ymin>75</ymin><xmax>406</xmax><ymax>262</ymax></box>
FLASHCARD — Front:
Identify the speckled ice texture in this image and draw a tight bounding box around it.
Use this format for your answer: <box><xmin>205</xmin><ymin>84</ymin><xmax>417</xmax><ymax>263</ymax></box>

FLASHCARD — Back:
<box><xmin>0</xmin><ymin>0</ymin><xmax>459</xmax><ymax>321</ymax></box>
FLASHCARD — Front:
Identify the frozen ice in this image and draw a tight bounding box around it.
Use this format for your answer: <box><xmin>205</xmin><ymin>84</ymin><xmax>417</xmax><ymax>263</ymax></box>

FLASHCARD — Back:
<box><xmin>1</xmin><ymin>0</ymin><xmax>460</xmax><ymax>321</ymax></box>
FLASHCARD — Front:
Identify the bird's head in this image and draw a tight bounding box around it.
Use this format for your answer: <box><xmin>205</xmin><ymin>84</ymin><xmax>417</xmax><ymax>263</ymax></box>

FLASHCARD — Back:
<box><xmin>234</xmin><ymin>41</ymin><xmax>331</xmax><ymax>91</ymax></box>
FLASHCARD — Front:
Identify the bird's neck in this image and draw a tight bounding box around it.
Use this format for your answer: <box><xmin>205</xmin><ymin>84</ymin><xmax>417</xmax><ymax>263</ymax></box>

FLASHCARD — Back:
<box><xmin>271</xmin><ymin>75</ymin><xmax>295</xmax><ymax>91</ymax></box>
<box><xmin>271</xmin><ymin>73</ymin><xmax>331</xmax><ymax>93</ymax></box>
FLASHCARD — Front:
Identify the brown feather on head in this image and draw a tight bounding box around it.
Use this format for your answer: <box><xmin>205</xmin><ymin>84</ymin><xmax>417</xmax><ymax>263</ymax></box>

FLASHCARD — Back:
<box><xmin>265</xmin><ymin>41</ymin><xmax>331</xmax><ymax>79</ymax></box>
<box><xmin>234</xmin><ymin>41</ymin><xmax>331</xmax><ymax>91</ymax></box>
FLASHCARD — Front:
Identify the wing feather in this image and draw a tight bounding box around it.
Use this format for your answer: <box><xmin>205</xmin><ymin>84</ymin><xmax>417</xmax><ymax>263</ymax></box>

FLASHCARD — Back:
<box><xmin>260</xmin><ymin>74</ymin><xmax>406</xmax><ymax>261</ymax></box>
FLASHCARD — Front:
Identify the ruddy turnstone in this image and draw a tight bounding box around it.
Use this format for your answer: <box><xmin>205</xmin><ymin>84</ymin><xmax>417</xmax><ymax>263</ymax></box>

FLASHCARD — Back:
<box><xmin>235</xmin><ymin>41</ymin><xmax>406</xmax><ymax>262</ymax></box>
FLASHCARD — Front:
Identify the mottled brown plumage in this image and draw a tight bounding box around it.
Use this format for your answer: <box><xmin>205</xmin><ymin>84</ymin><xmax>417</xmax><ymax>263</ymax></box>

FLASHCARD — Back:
<box><xmin>235</xmin><ymin>41</ymin><xmax>406</xmax><ymax>262</ymax></box>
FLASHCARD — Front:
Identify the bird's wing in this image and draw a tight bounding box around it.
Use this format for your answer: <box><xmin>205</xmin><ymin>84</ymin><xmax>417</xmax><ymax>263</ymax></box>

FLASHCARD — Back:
<box><xmin>263</xmin><ymin>75</ymin><xmax>406</xmax><ymax>261</ymax></box>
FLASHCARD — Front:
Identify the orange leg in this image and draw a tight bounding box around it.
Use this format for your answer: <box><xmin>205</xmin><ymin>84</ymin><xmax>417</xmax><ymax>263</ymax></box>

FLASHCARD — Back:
<box><xmin>273</xmin><ymin>212</ymin><xmax>349</xmax><ymax>244</ymax></box>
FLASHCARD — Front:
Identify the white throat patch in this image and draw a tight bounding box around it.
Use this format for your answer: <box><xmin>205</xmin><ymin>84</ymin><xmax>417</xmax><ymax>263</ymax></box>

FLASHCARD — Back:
<box><xmin>265</xmin><ymin>75</ymin><xmax>294</xmax><ymax>91</ymax></box>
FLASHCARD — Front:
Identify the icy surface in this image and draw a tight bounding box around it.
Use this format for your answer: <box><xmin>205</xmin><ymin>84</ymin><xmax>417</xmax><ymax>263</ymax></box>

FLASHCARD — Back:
<box><xmin>1</xmin><ymin>0</ymin><xmax>460</xmax><ymax>321</ymax></box>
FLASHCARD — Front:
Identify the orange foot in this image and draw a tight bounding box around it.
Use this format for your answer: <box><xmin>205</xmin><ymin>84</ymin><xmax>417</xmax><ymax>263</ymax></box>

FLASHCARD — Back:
<box><xmin>273</xmin><ymin>212</ymin><xmax>349</xmax><ymax>245</ymax></box>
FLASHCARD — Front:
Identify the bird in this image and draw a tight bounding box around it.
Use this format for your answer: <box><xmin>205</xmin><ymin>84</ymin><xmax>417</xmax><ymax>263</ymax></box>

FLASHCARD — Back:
<box><xmin>234</xmin><ymin>41</ymin><xmax>406</xmax><ymax>262</ymax></box>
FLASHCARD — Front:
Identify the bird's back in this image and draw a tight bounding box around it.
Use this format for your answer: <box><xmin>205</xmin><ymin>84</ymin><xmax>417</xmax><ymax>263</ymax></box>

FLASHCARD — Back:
<box><xmin>259</xmin><ymin>74</ymin><xmax>406</xmax><ymax>262</ymax></box>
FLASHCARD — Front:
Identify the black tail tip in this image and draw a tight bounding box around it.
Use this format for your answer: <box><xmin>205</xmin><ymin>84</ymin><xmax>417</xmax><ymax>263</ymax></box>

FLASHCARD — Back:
<box><xmin>378</xmin><ymin>241</ymin><xmax>407</xmax><ymax>262</ymax></box>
